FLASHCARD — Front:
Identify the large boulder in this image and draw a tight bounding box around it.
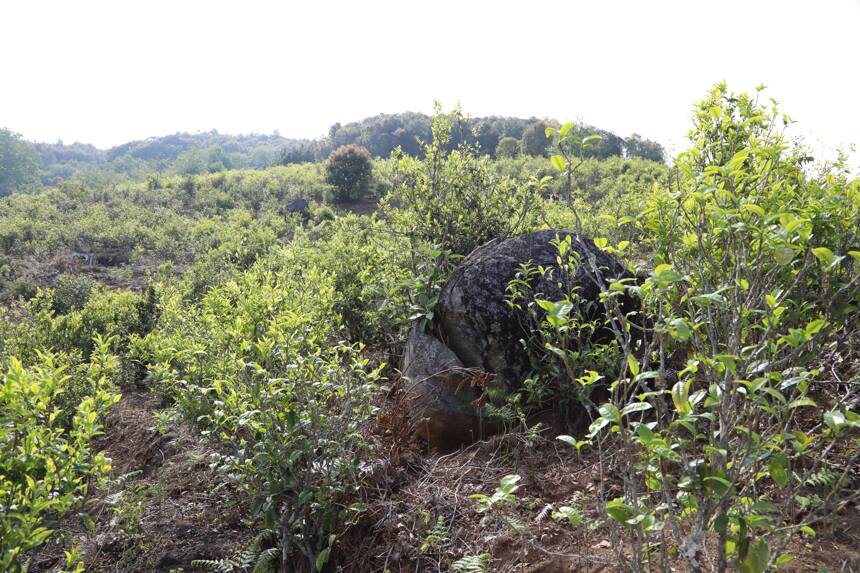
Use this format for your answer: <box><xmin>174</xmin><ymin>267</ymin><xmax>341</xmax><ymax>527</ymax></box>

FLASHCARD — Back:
<box><xmin>403</xmin><ymin>230</ymin><xmax>632</xmax><ymax>447</ymax></box>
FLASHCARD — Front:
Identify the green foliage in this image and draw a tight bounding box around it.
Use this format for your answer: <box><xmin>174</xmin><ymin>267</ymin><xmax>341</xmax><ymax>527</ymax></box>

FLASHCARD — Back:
<box><xmin>400</xmin><ymin>244</ymin><xmax>460</xmax><ymax>333</ymax></box>
<box><xmin>51</xmin><ymin>274</ymin><xmax>97</xmax><ymax>314</ymax></box>
<box><xmin>29</xmin><ymin>113</ymin><xmax>659</xmax><ymax>186</ymax></box>
<box><xmin>553</xmin><ymin>83</ymin><xmax>860</xmax><ymax>572</ymax></box>
<box><xmin>0</xmin><ymin>336</ymin><xmax>120</xmax><ymax>572</ymax></box>
<box><xmin>469</xmin><ymin>474</ymin><xmax>521</xmax><ymax>513</ymax></box>
<box><xmin>551</xmin><ymin>503</ymin><xmax>584</xmax><ymax>528</ymax></box>
<box><xmin>298</xmin><ymin>215</ymin><xmax>410</xmax><ymax>342</ymax></box>
<box><xmin>0</xmin><ymin>128</ymin><xmax>41</xmax><ymax>197</ymax></box>
<box><xmin>492</xmin><ymin>154</ymin><xmax>669</xmax><ymax>250</ymax></box>
<box><xmin>0</xmin><ymin>165</ymin><xmax>321</xmax><ymax>302</ymax></box>
<box><xmin>623</xmin><ymin>133</ymin><xmax>665</xmax><ymax>163</ymax></box>
<box><xmin>37</xmin><ymin>131</ymin><xmax>295</xmax><ymax>185</ymax></box>
<box><xmin>381</xmin><ymin>105</ymin><xmax>543</xmax><ymax>259</ymax></box>
<box><xmin>450</xmin><ymin>553</ymin><xmax>491</xmax><ymax>573</ymax></box>
<box><xmin>0</xmin><ymin>87</ymin><xmax>854</xmax><ymax>573</ymax></box>
<box><xmin>140</xmin><ymin>246</ymin><xmax>384</xmax><ymax>570</ymax></box>
<box><xmin>324</xmin><ymin>144</ymin><xmax>373</xmax><ymax>202</ymax></box>
<box><xmin>327</xmin><ymin>112</ymin><xmax>431</xmax><ymax>158</ymax></box>
<box><xmin>419</xmin><ymin>516</ymin><xmax>450</xmax><ymax>553</ymax></box>
<box><xmin>545</xmin><ymin>121</ymin><xmax>609</xmax><ymax>207</ymax></box>
<box><xmin>519</xmin><ymin>121</ymin><xmax>553</xmax><ymax>157</ymax></box>
<box><xmin>323</xmin><ymin>111</ymin><xmax>642</xmax><ymax>162</ymax></box>
<box><xmin>504</xmin><ymin>242</ymin><xmax>622</xmax><ymax>415</ymax></box>
<box><xmin>191</xmin><ymin>529</ymin><xmax>279</xmax><ymax>573</ymax></box>
<box><xmin>494</xmin><ymin>136</ymin><xmax>520</xmax><ymax>158</ymax></box>
<box><xmin>171</xmin><ymin>145</ymin><xmax>233</xmax><ymax>176</ymax></box>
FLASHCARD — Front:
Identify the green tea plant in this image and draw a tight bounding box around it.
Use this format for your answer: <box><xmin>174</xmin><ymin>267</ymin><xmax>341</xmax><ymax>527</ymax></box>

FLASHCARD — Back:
<box><xmin>214</xmin><ymin>345</ymin><xmax>381</xmax><ymax>572</ymax></box>
<box><xmin>140</xmin><ymin>246</ymin><xmax>384</xmax><ymax>572</ymax></box>
<box><xmin>380</xmin><ymin>103</ymin><xmax>544</xmax><ymax>260</ymax></box>
<box><xmin>401</xmin><ymin>244</ymin><xmax>461</xmax><ymax>333</ymax></box>
<box><xmin>469</xmin><ymin>474</ymin><xmax>522</xmax><ymax>514</ymax></box>
<box><xmin>51</xmin><ymin>274</ymin><xmax>97</xmax><ymax>314</ymax></box>
<box><xmin>0</xmin><ymin>336</ymin><xmax>120</xmax><ymax>572</ymax></box>
<box><xmin>379</xmin><ymin>105</ymin><xmax>547</xmax><ymax>341</ymax></box>
<box><xmin>545</xmin><ymin>122</ymin><xmax>603</xmax><ymax>208</ymax></box>
<box><xmin>298</xmin><ymin>215</ymin><xmax>411</xmax><ymax>343</ymax></box>
<box><xmin>504</xmin><ymin>239</ymin><xmax>624</xmax><ymax>417</ymax></box>
<box><xmin>553</xmin><ymin>84</ymin><xmax>860</xmax><ymax>572</ymax></box>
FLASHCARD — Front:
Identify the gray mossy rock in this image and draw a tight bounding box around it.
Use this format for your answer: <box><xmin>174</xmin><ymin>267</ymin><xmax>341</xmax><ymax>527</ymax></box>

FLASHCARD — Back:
<box><xmin>402</xmin><ymin>325</ymin><xmax>495</xmax><ymax>449</ymax></box>
<box><xmin>404</xmin><ymin>229</ymin><xmax>632</xmax><ymax>447</ymax></box>
<box><xmin>287</xmin><ymin>197</ymin><xmax>310</xmax><ymax>214</ymax></box>
<box><xmin>436</xmin><ymin>229</ymin><xmax>629</xmax><ymax>393</ymax></box>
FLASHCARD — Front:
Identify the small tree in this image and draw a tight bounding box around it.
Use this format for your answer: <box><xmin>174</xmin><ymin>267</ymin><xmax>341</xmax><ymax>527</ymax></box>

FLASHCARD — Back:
<box><xmin>324</xmin><ymin>144</ymin><xmax>373</xmax><ymax>202</ymax></box>
<box><xmin>495</xmin><ymin>136</ymin><xmax>520</xmax><ymax>158</ymax></box>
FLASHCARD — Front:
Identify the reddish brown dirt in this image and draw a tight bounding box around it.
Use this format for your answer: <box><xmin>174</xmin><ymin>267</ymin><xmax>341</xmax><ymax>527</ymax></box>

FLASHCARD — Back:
<box><xmin>26</xmin><ymin>362</ymin><xmax>860</xmax><ymax>572</ymax></box>
<box><xmin>341</xmin><ymin>429</ymin><xmax>860</xmax><ymax>573</ymax></box>
<box><xmin>28</xmin><ymin>390</ymin><xmax>253</xmax><ymax>573</ymax></box>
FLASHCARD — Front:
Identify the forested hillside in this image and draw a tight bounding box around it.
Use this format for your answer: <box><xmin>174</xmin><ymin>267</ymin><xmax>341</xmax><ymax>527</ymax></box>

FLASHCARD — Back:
<box><xmin>278</xmin><ymin>111</ymin><xmax>664</xmax><ymax>164</ymax></box>
<box><xmin>1</xmin><ymin>111</ymin><xmax>664</xmax><ymax>195</ymax></box>
<box><xmin>33</xmin><ymin>132</ymin><xmax>307</xmax><ymax>186</ymax></box>
<box><xmin>0</xmin><ymin>86</ymin><xmax>858</xmax><ymax>573</ymax></box>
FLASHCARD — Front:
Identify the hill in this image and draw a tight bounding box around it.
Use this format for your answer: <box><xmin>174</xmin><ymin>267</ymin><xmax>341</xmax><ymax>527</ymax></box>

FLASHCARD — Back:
<box><xmin>279</xmin><ymin>111</ymin><xmax>665</xmax><ymax>164</ymax></box>
<box><xmin>1</xmin><ymin>110</ymin><xmax>665</xmax><ymax>194</ymax></box>
<box><xmin>34</xmin><ymin>131</ymin><xmax>309</xmax><ymax>185</ymax></box>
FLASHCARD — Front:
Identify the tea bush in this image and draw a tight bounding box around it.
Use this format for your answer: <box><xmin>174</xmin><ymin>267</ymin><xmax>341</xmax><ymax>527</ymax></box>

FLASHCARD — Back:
<box><xmin>296</xmin><ymin>214</ymin><xmax>411</xmax><ymax>343</ymax></box>
<box><xmin>0</xmin><ymin>337</ymin><xmax>120</xmax><ymax>572</ymax></box>
<box><xmin>380</xmin><ymin>105</ymin><xmax>544</xmax><ymax>260</ymax></box>
<box><xmin>548</xmin><ymin>84</ymin><xmax>860</xmax><ymax>572</ymax></box>
<box><xmin>139</xmin><ymin>243</ymin><xmax>385</xmax><ymax>570</ymax></box>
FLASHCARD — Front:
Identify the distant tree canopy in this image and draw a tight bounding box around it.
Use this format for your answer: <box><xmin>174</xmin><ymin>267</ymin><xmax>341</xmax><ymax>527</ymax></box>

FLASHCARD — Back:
<box><xmin>325</xmin><ymin>144</ymin><xmax>373</xmax><ymax>202</ymax></box>
<box><xmin>520</xmin><ymin>121</ymin><xmax>554</xmax><ymax>157</ymax></box>
<box><xmin>495</xmin><ymin>136</ymin><xmax>520</xmax><ymax>158</ymax></box>
<box><xmin>34</xmin><ymin>131</ymin><xmax>307</xmax><ymax>186</ymax></box>
<box><xmin>329</xmin><ymin>112</ymin><xmax>431</xmax><ymax>158</ymax></box>
<box><xmin>0</xmin><ymin>128</ymin><xmax>41</xmax><ymax>196</ymax></box>
<box><xmin>10</xmin><ymin>112</ymin><xmax>665</xmax><ymax>192</ymax></box>
<box><xmin>277</xmin><ymin>141</ymin><xmax>330</xmax><ymax>165</ymax></box>
<box><xmin>285</xmin><ymin>112</ymin><xmax>665</xmax><ymax>164</ymax></box>
<box><xmin>623</xmin><ymin>133</ymin><xmax>666</xmax><ymax>162</ymax></box>
<box><xmin>172</xmin><ymin>145</ymin><xmax>234</xmax><ymax>175</ymax></box>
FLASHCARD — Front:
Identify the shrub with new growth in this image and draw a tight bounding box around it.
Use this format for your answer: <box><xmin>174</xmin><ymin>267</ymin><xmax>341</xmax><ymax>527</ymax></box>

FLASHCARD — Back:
<box><xmin>549</xmin><ymin>83</ymin><xmax>860</xmax><ymax>572</ymax></box>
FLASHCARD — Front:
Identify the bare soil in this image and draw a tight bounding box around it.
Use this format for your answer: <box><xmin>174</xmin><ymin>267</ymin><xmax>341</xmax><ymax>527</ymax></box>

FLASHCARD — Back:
<box><xmin>26</xmin><ymin>369</ymin><xmax>860</xmax><ymax>572</ymax></box>
<box><xmin>343</xmin><ymin>432</ymin><xmax>860</xmax><ymax>572</ymax></box>
<box><xmin>28</xmin><ymin>389</ymin><xmax>253</xmax><ymax>573</ymax></box>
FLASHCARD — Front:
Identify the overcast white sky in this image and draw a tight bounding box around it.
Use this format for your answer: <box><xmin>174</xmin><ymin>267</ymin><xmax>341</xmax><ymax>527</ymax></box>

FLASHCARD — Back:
<box><xmin>2</xmin><ymin>0</ymin><xmax>858</xmax><ymax>159</ymax></box>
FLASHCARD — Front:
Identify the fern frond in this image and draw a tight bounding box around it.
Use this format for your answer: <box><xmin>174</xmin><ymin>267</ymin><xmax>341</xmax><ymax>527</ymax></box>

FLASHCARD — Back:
<box><xmin>805</xmin><ymin>468</ymin><xmax>838</xmax><ymax>489</ymax></box>
<box><xmin>451</xmin><ymin>553</ymin><xmax>491</xmax><ymax>573</ymax></box>
<box><xmin>252</xmin><ymin>548</ymin><xmax>279</xmax><ymax>573</ymax></box>
<box><xmin>191</xmin><ymin>528</ymin><xmax>279</xmax><ymax>573</ymax></box>
<box><xmin>191</xmin><ymin>557</ymin><xmax>241</xmax><ymax>573</ymax></box>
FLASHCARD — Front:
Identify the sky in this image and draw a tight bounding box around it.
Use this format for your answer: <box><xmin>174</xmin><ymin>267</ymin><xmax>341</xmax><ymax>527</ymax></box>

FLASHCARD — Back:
<box><xmin>2</xmin><ymin>0</ymin><xmax>859</xmax><ymax>160</ymax></box>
